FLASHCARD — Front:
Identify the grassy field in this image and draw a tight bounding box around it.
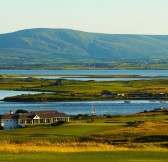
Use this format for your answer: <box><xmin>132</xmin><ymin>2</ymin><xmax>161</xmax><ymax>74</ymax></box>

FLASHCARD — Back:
<box><xmin>1</xmin><ymin>77</ymin><xmax>168</xmax><ymax>101</ymax></box>
<box><xmin>0</xmin><ymin>112</ymin><xmax>168</xmax><ymax>161</ymax></box>
<box><xmin>0</xmin><ymin>151</ymin><xmax>168</xmax><ymax>162</ymax></box>
<box><xmin>0</xmin><ymin>77</ymin><xmax>168</xmax><ymax>161</ymax></box>
<box><xmin>0</xmin><ymin>112</ymin><xmax>168</xmax><ymax>146</ymax></box>
<box><xmin>0</xmin><ymin>122</ymin><xmax>125</xmax><ymax>141</ymax></box>
<box><xmin>1</xmin><ymin>77</ymin><xmax>168</xmax><ymax>93</ymax></box>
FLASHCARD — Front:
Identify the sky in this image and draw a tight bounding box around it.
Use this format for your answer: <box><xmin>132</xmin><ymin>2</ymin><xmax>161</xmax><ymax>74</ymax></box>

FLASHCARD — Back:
<box><xmin>0</xmin><ymin>0</ymin><xmax>168</xmax><ymax>34</ymax></box>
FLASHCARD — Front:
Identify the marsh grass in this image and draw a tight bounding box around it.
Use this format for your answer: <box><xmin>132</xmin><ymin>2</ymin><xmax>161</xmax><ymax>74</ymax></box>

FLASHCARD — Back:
<box><xmin>0</xmin><ymin>141</ymin><xmax>128</xmax><ymax>153</ymax></box>
<box><xmin>0</xmin><ymin>142</ymin><xmax>167</xmax><ymax>162</ymax></box>
<box><xmin>0</xmin><ymin>140</ymin><xmax>168</xmax><ymax>154</ymax></box>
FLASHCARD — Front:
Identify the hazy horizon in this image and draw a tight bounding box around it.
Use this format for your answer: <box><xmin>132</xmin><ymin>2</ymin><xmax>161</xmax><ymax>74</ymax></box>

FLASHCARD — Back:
<box><xmin>1</xmin><ymin>27</ymin><xmax>168</xmax><ymax>36</ymax></box>
<box><xmin>0</xmin><ymin>0</ymin><xmax>168</xmax><ymax>35</ymax></box>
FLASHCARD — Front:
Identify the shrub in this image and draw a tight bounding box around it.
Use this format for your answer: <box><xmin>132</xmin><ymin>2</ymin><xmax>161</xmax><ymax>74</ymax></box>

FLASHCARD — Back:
<box><xmin>0</xmin><ymin>126</ymin><xmax>4</xmax><ymax>130</ymax></box>
<box><xmin>106</xmin><ymin>115</ymin><xmax>112</xmax><ymax>118</ymax></box>
<box><xmin>51</xmin><ymin>121</ymin><xmax>66</xmax><ymax>126</ymax></box>
<box><xmin>15</xmin><ymin>109</ymin><xmax>29</xmax><ymax>114</ymax></box>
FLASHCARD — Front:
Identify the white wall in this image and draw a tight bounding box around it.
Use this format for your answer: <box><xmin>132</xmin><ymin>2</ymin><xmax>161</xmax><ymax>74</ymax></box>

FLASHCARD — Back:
<box><xmin>1</xmin><ymin>119</ymin><xmax>18</xmax><ymax>130</ymax></box>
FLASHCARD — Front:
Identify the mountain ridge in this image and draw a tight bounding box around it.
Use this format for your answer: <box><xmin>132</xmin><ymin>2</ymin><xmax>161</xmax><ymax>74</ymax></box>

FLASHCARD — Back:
<box><xmin>0</xmin><ymin>28</ymin><xmax>168</xmax><ymax>64</ymax></box>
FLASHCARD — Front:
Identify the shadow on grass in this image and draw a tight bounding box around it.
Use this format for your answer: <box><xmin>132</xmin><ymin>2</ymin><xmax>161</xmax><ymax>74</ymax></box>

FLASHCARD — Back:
<box><xmin>134</xmin><ymin>135</ymin><xmax>168</xmax><ymax>143</ymax></box>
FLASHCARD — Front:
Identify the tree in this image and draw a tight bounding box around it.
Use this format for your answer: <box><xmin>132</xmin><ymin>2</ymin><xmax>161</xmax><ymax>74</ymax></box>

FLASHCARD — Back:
<box><xmin>15</xmin><ymin>109</ymin><xmax>29</xmax><ymax>114</ymax></box>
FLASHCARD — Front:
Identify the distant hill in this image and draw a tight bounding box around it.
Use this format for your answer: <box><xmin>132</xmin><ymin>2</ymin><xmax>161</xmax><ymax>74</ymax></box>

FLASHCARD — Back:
<box><xmin>0</xmin><ymin>28</ymin><xmax>168</xmax><ymax>65</ymax></box>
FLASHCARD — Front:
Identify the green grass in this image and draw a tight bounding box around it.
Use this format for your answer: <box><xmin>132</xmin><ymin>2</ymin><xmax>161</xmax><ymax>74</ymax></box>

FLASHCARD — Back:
<box><xmin>0</xmin><ymin>151</ymin><xmax>167</xmax><ymax>162</ymax></box>
<box><xmin>0</xmin><ymin>113</ymin><xmax>168</xmax><ymax>146</ymax></box>
<box><xmin>0</xmin><ymin>76</ymin><xmax>168</xmax><ymax>102</ymax></box>
<box><xmin>2</xmin><ymin>77</ymin><xmax>168</xmax><ymax>102</ymax></box>
<box><xmin>0</xmin><ymin>113</ymin><xmax>168</xmax><ymax>161</ymax></box>
<box><xmin>1</xmin><ymin>77</ymin><xmax>168</xmax><ymax>93</ymax></box>
<box><xmin>0</xmin><ymin>123</ymin><xmax>121</xmax><ymax>141</ymax></box>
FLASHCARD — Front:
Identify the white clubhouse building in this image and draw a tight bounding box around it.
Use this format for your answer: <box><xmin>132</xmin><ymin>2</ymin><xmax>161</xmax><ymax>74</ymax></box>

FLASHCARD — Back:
<box><xmin>0</xmin><ymin>110</ymin><xmax>70</xmax><ymax>130</ymax></box>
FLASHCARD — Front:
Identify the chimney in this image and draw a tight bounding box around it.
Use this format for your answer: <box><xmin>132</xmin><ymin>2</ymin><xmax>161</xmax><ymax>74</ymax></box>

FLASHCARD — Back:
<box><xmin>10</xmin><ymin>110</ymin><xmax>14</xmax><ymax>114</ymax></box>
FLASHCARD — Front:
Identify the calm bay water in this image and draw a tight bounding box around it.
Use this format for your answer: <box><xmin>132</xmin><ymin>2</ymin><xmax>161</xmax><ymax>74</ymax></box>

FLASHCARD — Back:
<box><xmin>0</xmin><ymin>69</ymin><xmax>168</xmax><ymax>76</ymax></box>
<box><xmin>0</xmin><ymin>70</ymin><xmax>168</xmax><ymax>115</ymax></box>
<box><xmin>0</xmin><ymin>90</ymin><xmax>167</xmax><ymax>115</ymax></box>
<box><xmin>0</xmin><ymin>100</ymin><xmax>168</xmax><ymax>115</ymax></box>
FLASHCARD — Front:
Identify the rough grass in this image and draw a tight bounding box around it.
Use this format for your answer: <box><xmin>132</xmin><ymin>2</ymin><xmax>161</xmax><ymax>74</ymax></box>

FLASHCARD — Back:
<box><xmin>0</xmin><ymin>141</ymin><xmax>167</xmax><ymax>162</ymax></box>
<box><xmin>0</xmin><ymin>142</ymin><xmax>128</xmax><ymax>153</ymax></box>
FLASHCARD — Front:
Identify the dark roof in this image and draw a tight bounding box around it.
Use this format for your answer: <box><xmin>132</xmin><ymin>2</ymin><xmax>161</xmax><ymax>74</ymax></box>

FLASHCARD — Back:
<box><xmin>0</xmin><ymin>114</ymin><xmax>18</xmax><ymax>120</ymax></box>
<box><xmin>39</xmin><ymin>113</ymin><xmax>69</xmax><ymax>118</ymax></box>
<box><xmin>18</xmin><ymin>114</ymin><xmax>36</xmax><ymax>119</ymax></box>
<box><xmin>31</xmin><ymin>110</ymin><xmax>58</xmax><ymax>114</ymax></box>
<box><xmin>0</xmin><ymin>114</ymin><xmax>36</xmax><ymax>120</ymax></box>
<box><xmin>0</xmin><ymin>110</ymin><xmax>69</xmax><ymax>120</ymax></box>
